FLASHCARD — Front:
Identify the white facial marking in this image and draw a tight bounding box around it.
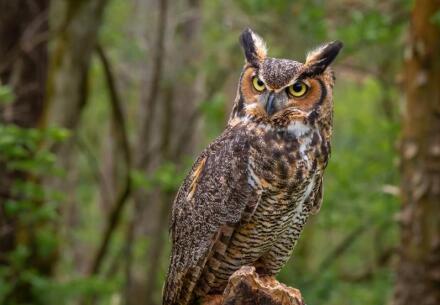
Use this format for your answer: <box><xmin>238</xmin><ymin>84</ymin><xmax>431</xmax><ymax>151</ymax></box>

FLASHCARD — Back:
<box><xmin>244</xmin><ymin>103</ymin><xmax>259</xmax><ymax>111</ymax></box>
<box><xmin>287</xmin><ymin>121</ymin><xmax>311</xmax><ymax>137</ymax></box>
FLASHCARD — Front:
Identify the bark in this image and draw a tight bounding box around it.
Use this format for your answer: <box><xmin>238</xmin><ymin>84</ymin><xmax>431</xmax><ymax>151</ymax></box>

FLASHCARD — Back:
<box><xmin>0</xmin><ymin>0</ymin><xmax>52</xmax><ymax>303</ymax></box>
<box><xmin>393</xmin><ymin>1</ymin><xmax>440</xmax><ymax>305</ymax></box>
<box><xmin>0</xmin><ymin>0</ymin><xmax>48</xmax><ymax>127</ymax></box>
<box><xmin>201</xmin><ymin>266</ymin><xmax>304</xmax><ymax>305</ymax></box>
<box><xmin>43</xmin><ymin>0</ymin><xmax>109</xmax><ymax>131</ymax></box>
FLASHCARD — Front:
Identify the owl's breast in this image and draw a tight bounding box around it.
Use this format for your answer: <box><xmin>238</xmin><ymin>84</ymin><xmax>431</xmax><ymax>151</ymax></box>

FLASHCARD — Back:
<box><xmin>224</xmin><ymin>126</ymin><xmax>318</xmax><ymax>246</ymax></box>
<box><xmin>201</xmin><ymin>124</ymin><xmax>328</xmax><ymax>293</ymax></box>
<box><xmin>248</xmin><ymin>124</ymin><xmax>326</xmax><ymax>192</ymax></box>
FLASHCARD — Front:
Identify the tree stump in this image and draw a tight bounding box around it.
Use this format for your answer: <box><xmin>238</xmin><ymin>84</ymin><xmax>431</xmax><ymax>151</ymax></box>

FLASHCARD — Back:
<box><xmin>202</xmin><ymin>266</ymin><xmax>305</xmax><ymax>305</ymax></box>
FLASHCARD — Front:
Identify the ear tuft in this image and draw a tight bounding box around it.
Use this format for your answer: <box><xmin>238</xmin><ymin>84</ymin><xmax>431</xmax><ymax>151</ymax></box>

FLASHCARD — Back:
<box><xmin>305</xmin><ymin>40</ymin><xmax>343</xmax><ymax>75</ymax></box>
<box><xmin>239</xmin><ymin>28</ymin><xmax>267</xmax><ymax>66</ymax></box>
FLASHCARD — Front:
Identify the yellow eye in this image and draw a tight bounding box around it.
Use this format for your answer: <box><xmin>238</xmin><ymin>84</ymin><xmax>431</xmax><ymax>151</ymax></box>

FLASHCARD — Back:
<box><xmin>288</xmin><ymin>81</ymin><xmax>308</xmax><ymax>97</ymax></box>
<box><xmin>252</xmin><ymin>76</ymin><xmax>265</xmax><ymax>92</ymax></box>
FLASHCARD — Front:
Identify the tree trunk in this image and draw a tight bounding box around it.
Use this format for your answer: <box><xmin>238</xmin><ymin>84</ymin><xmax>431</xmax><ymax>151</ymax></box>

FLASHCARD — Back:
<box><xmin>0</xmin><ymin>0</ymin><xmax>51</xmax><ymax>303</ymax></box>
<box><xmin>42</xmin><ymin>0</ymin><xmax>109</xmax><ymax>276</ymax></box>
<box><xmin>393</xmin><ymin>1</ymin><xmax>440</xmax><ymax>304</ymax></box>
<box><xmin>43</xmin><ymin>0</ymin><xmax>108</xmax><ymax>131</ymax></box>
<box><xmin>0</xmin><ymin>0</ymin><xmax>48</xmax><ymax>127</ymax></box>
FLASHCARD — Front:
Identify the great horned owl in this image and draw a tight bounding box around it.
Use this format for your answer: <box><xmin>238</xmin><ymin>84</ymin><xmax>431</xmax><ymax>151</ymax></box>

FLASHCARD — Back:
<box><xmin>163</xmin><ymin>28</ymin><xmax>342</xmax><ymax>305</ymax></box>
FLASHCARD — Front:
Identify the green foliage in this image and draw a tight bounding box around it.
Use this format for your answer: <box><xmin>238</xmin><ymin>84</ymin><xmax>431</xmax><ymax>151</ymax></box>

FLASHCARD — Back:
<box><xmin>0</xmin><ymin>84</ymin><xmax>14</xmax><ymax>104</ymax></box>
<box><xmin>0</xmin><ymin>85</ymin><xmax>75</xmax><ymax>305</ymax></box>
<box><xmin>0</xmin><ymin>125</ymin><xmax>69</xmax><ymax>174</ymax></box>
<box><xmin>295</xmin><ymin>1</ymin><xmax>328</xmax><ymax>40</ymax></box>
<box><xmin>237</xmin><ymin>0</ymin><xmax>291</xmax><ymax>14</ymax></box>
<box><xmin>431</xmin><ymin>10</ymin><xmax>440</xmax><ymax>26</ymax></box>
<box><xmin>26</xmin><ymin>274</ymin><xmax>120</xmax><ymax>305</ymax></box>
<box><xmin>340</xmin><ymin>10</ymin><xmax>395</xmax><ymax>45</ymax></box>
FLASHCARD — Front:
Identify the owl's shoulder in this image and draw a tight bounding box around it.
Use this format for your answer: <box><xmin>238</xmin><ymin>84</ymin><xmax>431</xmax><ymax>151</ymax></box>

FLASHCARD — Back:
<box><xmin>170</xmin><ymin>123</ymin><xmax>253</xmax><ymax>228</ymax></box>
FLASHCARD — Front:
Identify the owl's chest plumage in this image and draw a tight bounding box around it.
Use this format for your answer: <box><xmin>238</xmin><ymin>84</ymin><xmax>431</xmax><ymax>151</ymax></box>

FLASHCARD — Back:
<box><xmin>243</xmin><ymin>124</ymin><xmax>321</xmax><ymax>242</ymax></box>
<box><xmin>199</xmin><ymin>121</ymin><xmax>328</xmax><ymax>294</ymax></box>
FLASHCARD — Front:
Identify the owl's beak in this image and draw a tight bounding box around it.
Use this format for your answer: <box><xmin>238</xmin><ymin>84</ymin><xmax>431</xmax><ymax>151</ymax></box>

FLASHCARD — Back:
<box><xmin>265</xmin><ymin>92</ymin><xmax>276</xmax><ymax>116</ymax></box>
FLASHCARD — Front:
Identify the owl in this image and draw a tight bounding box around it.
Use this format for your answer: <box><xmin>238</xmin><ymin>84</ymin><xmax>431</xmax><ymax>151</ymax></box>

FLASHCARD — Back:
<box><xmin>163</xmin><ymin>28</ymin><xmax>342</xmax><ymax>305</ymax></box>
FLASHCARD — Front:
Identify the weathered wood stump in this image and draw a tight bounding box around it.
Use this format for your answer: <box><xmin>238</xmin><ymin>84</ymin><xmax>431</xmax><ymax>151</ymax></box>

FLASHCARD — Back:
<box><xmin>202</xmin><ymin>266</ymin><xmax>305</xmax><ymax>305</ymax></box>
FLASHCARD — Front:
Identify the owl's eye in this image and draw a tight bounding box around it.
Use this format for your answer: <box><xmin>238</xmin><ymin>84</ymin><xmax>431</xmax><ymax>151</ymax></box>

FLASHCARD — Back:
<box><xmin>252</xmin><ymin>76</ymin><xmax>266</xmax><ymax>92</ymax></box>
<box><xmin>287</xmin><ymin>81</ymin><xmax>308</xmax><ymax>97</ymax></box>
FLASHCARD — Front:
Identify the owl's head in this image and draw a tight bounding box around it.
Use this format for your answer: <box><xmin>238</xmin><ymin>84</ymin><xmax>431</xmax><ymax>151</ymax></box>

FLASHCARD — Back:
<box><xmin>229</xmin><ymin>28</ymin><xmax>343</xmax><ymax>130</ymax></box>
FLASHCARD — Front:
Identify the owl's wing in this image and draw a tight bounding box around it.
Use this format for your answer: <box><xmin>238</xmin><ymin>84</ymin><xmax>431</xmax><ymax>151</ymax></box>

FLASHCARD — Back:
<box><xmin>163</xmin><ymin>126</ymin><xmax>258</xmax><ymax>305</ymax></box>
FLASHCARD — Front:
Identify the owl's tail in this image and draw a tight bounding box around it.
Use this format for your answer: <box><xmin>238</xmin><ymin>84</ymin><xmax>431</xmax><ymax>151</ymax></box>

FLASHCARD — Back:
<box><xmin>163</xmin><ymin>254</ymin><xmax>195</xmax><ymax>305</ymax></box>
<box><xmin>163</xmin><ymin>254</ymin><xmax>179</xmax><ymax>305</ymax></box>
<box><xmin>163</xmin><ymin>251</ymin><xmax>208</xmax><ymax>305</ymax></box>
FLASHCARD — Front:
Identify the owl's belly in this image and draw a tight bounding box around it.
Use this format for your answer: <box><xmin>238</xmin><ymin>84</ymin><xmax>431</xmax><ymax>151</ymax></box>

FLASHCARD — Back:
<box><xmin>203</xmin><ymin>175</ymin><xmax>315</xmax><ymax>293</ymax></box>
<box><xmin>224</xmin><ymin>194</ymin><xmax>300</xmax><ymax>261</ymax></box>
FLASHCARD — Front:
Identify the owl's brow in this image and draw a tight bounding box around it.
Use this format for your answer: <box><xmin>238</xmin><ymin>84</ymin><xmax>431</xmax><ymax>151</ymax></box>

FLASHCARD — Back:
<box><xmin>265</xmin><ymin>75</ymin><xmax>308</xmax><ymax>93</ymax></box>
<box><xmin>290</xmin><ymin>66</ymin><xmax>327</xmax><ymax>87</ymax></box>
<box><xmin>246</xmin><ymin>65</ymin><xmax>320</xmax><ymax>92</ymax></box>
<box><xmin>296</xmin><ymin>66</ymin><xmax>325</xmax><ymax>80</ymax></box>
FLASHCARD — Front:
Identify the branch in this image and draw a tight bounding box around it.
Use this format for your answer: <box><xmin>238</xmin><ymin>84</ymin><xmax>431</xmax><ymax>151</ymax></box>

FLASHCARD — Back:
<box><xmin>301</xmin><ymin>221</ymin><xmax>370</xmax><ymax>286</ymax></box>
<box><xmin>316</xmin><ymin>221</ymin><xmax>369</xmax><ymax>274</ymax></box>
<box><xmin>96</xmin><ymin>44</ymin><xmax>131</xmax><ymax>169</ymax></box>
<box><xmin>135</xmin><ymin>0</ymin><xmax>169</xmax><ymax>170</ymax></box>
<box><xmin>339</xmin><ymin>246</ymin><xmax>396</xmax><ymax>283</ymax></box>
<box><xmin>88</xmin><ymin>44</ymin><xmax>132</xmax><ymax>275</ymax></box>
<box><xmin>75</xmin><ymin>136</ymin><xmax>112</xmax><ymax>204</ymax></box>
<box><xmin>202</xmin><ymin>266</ymin><xmax>304</xmax><ymax>305</ymax></box>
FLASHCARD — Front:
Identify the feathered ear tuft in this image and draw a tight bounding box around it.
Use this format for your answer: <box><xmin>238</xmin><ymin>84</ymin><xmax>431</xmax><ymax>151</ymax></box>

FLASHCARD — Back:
<box><xmin>239</xmin><ymin>28</ymin><xmax>267</xmax><ymax>66</ymax></box>
<box><xmin>304</xmin><ymin>40</ymin><xmax>343</xmax><ymax>76</ymax></box>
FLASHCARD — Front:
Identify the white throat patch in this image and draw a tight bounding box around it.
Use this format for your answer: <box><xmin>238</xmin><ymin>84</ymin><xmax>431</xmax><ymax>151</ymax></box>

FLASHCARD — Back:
<box><xmin>287</xmin><ymin>121</ymin><xmax>311</xmax><ymax>137</ymax></box>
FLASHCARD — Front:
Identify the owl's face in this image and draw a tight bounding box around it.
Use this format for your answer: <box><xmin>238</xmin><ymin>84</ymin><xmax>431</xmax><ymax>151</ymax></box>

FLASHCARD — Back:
<box><xmin>230</xmin><ymin>29</ymin><xmax>342</xmax><ymax>129</ymax></box>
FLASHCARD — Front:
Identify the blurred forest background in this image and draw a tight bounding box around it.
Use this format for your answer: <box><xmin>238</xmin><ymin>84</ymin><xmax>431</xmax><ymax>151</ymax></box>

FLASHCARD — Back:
<box><xmin>0</xmin><ymin>0</ymin><xmax>439</xmax><ymax>305</ymax></box>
